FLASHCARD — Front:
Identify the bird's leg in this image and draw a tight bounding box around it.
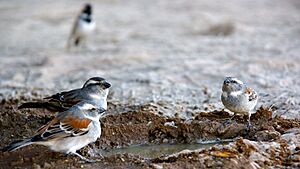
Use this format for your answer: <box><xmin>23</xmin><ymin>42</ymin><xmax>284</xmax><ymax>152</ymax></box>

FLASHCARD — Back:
<box><xmin>223</xmin><ymin>114</ymin><xmax>235</xmax><ymax>125</ymax></box>
<box><xmin>93</xmin><ymin>144</ymin><xmax>103</xmax><ymax>158</ymax></box>
<box><xmin>229</xmin><ymin>114</ymin><xmax>235</xmax><ymax>121</ymax></box>
<box><xmin>88</xmin><ymin>144</ymin><xmax>103</xmax><ymax>158</ymax></box>
<box><xmin>71</xmin><ymin>151</ymin><xmax>96</xmax><ymax>163</ymax></box>
<box><xmin>247</xmin><ymin>113</ymin><xmax>252</xmax><ymax>129</ymax></box>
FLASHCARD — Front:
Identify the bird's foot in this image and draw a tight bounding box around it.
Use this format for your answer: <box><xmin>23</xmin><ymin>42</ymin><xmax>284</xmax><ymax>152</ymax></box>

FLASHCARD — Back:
<box><xmin>223</xmin><ymin>119</ymin><xmax>232</xmax><ymax>125</ymax></box>
<box><xmin>88</xmin><ymin>144</ymin><xmax>103</xmax><ymax>158</ymax></box>
<box><xmin>246</xmin><ymin>121</ymin><xmax>253</xmax><ymax>130</ymax></box>
<box><xmin>71</xmin><ymin>152</ymin><xmax>96</xmax><ymax>163</ymax></box>
<box><xmin>222</xmin><ymin>114</ymin><xmax>235</xmax><ymax>125</ymax></box>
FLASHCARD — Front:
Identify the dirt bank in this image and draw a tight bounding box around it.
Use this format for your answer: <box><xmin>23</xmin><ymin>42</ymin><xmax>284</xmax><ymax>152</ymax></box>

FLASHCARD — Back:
<box><xmin>0</xmin><ymin>99</ymin><xmax>299</xmax><ymax>168</ymax></box>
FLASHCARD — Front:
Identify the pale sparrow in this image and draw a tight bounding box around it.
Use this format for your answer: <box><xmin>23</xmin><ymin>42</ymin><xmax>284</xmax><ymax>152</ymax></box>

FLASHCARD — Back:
<box><xmin>221</xmin><ymin>77</ymin><xmax>258</xmax><ymax>126</ymax></box>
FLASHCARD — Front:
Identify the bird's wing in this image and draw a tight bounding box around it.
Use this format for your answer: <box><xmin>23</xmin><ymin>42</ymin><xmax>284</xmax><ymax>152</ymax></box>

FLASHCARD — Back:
<box><xmin>44</xmin><ymin>89</ymin><xmax>82</xmax><ymax>109</ymax></box>
<box><xmin>18</xmin><ymin>89</ymin><xmax>82</xmax><ymax>111</ymax></box>
<box><xmin>45</xmin><ymin>88</ymin><xmax>81</xmax><ymax>102</ymax></box>
<box><xmin>245</xmin><ymin>87</ymin><xmax>258</xmax><ymax>101</ymax></box>
<box><xmin>33</xmin><ymin>115</ymin><xmax>92</xmax><ymax>142</ymax></box>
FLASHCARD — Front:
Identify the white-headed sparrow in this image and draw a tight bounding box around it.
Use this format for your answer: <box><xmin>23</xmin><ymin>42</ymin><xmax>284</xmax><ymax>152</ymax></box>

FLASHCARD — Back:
<box><xmin>221</xmin><ymin>77</ymin><xmax>258</xmax><ymax>126</ymax></box>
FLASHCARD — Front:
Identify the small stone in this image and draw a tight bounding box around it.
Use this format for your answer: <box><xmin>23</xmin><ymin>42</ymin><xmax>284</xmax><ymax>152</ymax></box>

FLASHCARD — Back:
<box><xmin>254</xmin><ymin>130</ymin><xmax>281</xmax><ymax>141</ymax></box>
<box><xmin>24</xmin><ymin>157</ymin><xmax>30</xmax><ymax>162</ymax></box>
<box><xmin>151</xmin><ymin>164</ymin><xmax>163</xmax><ymax>169</ymax></box>
<box><xmin>43</xmin><ymin>162</ymin><xmax>52</xmax><ymax>168</ymax></box>
<box><xmin>33</xmin><ymin>163</ymin><xmax>41</xmax><ymax>169</ymax></box>
<box><xmin>291</xmin><ymin>155</ymin><xmax>300</xmax><ymax>162</ymax></box>
<box><xmin>10</xmin><ymin>158</ymin><xmax>24</xmax><ymax>166</ymax></box>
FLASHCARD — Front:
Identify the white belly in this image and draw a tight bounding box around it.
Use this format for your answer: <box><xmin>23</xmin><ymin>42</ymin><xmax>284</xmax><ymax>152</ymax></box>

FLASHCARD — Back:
<box><xmin>76</xmin><ymin>20</ymin><xmax>96</xmax><ymax>37</ymax></box>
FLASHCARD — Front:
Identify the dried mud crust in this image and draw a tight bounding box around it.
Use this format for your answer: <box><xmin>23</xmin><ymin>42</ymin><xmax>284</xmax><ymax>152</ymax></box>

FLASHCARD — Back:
<box><xmin>0</xmin><ymin>99</ymin><xmax>299</xmax><ymax>168</ymax></box>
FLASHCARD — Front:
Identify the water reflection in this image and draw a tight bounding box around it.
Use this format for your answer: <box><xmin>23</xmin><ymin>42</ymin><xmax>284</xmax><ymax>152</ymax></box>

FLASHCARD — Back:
<box><xmin>103</xmin><ymin>140</ymin><xmax>231</xmax><ymax>159</ymax></box>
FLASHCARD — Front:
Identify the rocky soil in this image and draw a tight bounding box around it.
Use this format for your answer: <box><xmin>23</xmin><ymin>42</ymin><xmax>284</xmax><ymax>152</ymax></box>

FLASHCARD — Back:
<box><xmin>0</xmin><ymin>99</ymin><xmax>299</xmax><ymax>168</ymax></box>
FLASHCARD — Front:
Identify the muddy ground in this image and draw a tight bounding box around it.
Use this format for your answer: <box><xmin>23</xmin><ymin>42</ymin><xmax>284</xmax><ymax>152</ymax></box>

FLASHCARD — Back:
<box><xmin>0</xmin><ymin>0</ymin><xmax>300</xmax><ymax>168</ymax></box>
<box><xmin>0</xmin><ymin>100</ymin><xmax>300</xmax><ymax>168</ymax></box>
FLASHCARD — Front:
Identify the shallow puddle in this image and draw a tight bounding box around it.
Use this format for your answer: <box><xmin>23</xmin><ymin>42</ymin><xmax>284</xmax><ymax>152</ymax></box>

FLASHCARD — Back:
<box><xmin>102</xmin><ymin>140</ymin><xmax>232</xmax><ymax>159</ymax></box>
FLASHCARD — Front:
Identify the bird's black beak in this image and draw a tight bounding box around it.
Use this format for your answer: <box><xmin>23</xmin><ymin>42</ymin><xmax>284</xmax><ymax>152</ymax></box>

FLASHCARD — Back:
<box><xmin>103</xmin><ymin>82</ymin><xmax>111</xmax><ymax>89</ymax></box>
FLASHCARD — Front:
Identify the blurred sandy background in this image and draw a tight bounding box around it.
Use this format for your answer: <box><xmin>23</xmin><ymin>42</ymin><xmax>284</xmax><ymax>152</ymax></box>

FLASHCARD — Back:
<box><xmin>0</xmin><ymin>0</ymin><xmax>299</xmax><ymax>119</ymax></box>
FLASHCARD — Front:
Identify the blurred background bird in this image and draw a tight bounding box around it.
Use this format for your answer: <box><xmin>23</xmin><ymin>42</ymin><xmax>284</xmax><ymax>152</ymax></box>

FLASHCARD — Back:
<box><xmin>221</xmin><ymin>77</ymin><xmax>258</xmax><ymax>127</ymax></box>
<box><xmin>66</xmin><ymin>3</ymin><xmax>96</xmax><ymax>49</ymax></box>
<box><xmin>19</xmin><ymin>77</ymin><xmax>111</xmax><ymax>112</ymax></box>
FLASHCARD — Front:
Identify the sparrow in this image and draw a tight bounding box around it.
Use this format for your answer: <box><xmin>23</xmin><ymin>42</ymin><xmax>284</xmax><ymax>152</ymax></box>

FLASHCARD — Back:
<box><xmin>3</xmin><ymin>101</ymin><xmax>106</xmax><ymax>162</ymax></box>
<box><xmin>221</xmin><ymin>77</ymin><xmax>258</xmax><ymax>126</ymax></box>
<box><xmin>19</xmin><ymin>77</ymin><xmax>111</xmax><ymax>112</ymax></box>
<box><xmin>66</xmin><ymin>3</ymin><xmax>96</xmax><ymax>49</ymax></box>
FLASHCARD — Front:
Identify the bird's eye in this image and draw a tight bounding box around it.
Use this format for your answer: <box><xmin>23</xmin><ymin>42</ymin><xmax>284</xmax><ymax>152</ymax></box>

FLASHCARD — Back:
<box><xmin>91</xmin><ymin>108</ymin><xmax>97</xmax><ymax>111</ymax></box>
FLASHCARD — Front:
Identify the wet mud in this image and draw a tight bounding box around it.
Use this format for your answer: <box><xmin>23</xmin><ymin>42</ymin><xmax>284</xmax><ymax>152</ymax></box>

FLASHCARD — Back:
<box><xmin>0</xmin><ymin>99</ymin><xmax>299</xmax><ymax>168</ymax></box>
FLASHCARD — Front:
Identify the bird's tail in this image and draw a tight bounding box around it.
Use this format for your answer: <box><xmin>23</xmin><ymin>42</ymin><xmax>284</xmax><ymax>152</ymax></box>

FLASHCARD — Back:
<box><xmin>18</xmin><ymin>102</ymin><xmax>48</xmax><ymax>109</ymax></box>
<box><xmin>19</xmin><ymin>101</ymin><xmax>66</xmax><ymax>112</ymax></box>
<box><xmin>2</xmin><ymin>139</ymin><xmax>32</xmax><ymax>152</ymax></box>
